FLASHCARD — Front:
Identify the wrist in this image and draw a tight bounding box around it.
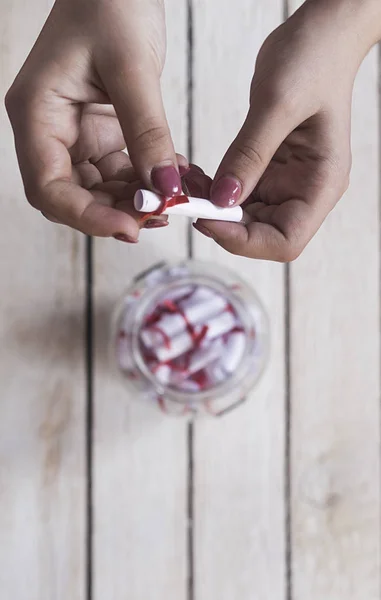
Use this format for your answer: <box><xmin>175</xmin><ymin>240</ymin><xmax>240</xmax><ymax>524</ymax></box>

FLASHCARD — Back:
<box><xmin>298</xmin><ymin>0</ymin><xmax>381</xmax><ymax>60</ymax></box>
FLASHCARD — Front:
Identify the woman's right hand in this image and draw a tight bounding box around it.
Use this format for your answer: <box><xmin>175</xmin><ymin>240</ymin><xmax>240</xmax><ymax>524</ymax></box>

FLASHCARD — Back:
<box><xmin>5</xmin><ymin>0</ymin><xmax>182</xmax><ymax>241</ymax></box>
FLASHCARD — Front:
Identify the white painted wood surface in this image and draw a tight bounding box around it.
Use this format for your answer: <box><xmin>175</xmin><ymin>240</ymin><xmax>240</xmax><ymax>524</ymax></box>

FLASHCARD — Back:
<box><xmin>92</xmin><ymin>2</ymin><xmax>189</xmax><ymax>599</ymax></box>
<box><xmin>191</xmin><ymin>2</ymin><xmax>287</xmax><ymax>599</ymax></box>
<box><xmin>289</xmin><ymin>2</ymin><xmax>381</xmax><ymax>599</ymax></box>
<box><xmin>0</xmin><ymin>1</ymin><xmax>86</xmax><ymax>599</ymax></box>
<box><xmin>1</xmin><ymin>0</ymin><xmax>380</xmax><ymax>599</ymax></box>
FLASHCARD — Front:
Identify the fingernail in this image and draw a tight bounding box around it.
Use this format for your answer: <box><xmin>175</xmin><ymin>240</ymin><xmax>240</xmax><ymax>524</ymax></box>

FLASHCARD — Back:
<box><xmin>211</xmin><ymin>176</ymin><xmax>242</xmax><ymax>207</ymax></box>
<box><xmin>113</xmin><ymin>233</ymin><xmax>138</xmax><ymax>243</ymax></box>
<box><xmin>189</xmin><ymin>164</ymin><xmax>205</xmax><ymax>174</ymax></box>
<box><xmin>182</xmin><ymin>176</ymin><xmax>202</xmax><ymax>198</ymax></box>
<box><xmin>192</xmin><ymin>222</ymin><xmax>214</xmax><ymax>239</ymax></box>
<box><xmin>179</xmin><ymin>165</ymin><xmax>190</xmax><ymax>177</ymax></box>
<box><xmin>151</xmin><ymin>164</ymin><xmax>181</xmax><ymax>196</ymax></box>
<box><xmin>144</xmin><ymin>219</ymin><xmax>169</xmax><ymax>229</ymax></box>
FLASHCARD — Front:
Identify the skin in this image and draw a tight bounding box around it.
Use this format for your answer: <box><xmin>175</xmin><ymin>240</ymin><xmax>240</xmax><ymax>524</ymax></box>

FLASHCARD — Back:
<box><xmin>5</xmin><ymin>0</ymin><xmax>381</xmax><ymax>257</ymax></box>
<box><xmin>193</xmin><ymin>0</ymin><xmax>381</xmax><ymax>260</ymax></box>
<box><xmin>5</xmin><ymin>0</ymin><xmax>183</xmax><ymax>240</ymax></box>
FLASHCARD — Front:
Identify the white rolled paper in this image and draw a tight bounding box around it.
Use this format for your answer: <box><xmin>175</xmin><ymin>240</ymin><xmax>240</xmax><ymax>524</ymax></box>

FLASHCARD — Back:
<box><xmin>187</xmin><ymin>338</ymin><xmax>224</xmax><ymax>375</ymax></box>
<box><xmin>154</xmin><ymin>364</ymin><xmax>171</xmax><ymax>385</ymax></box>
<box><xmin>140</xmin><ymin>313</ymin><xmax>187</xmax><ymax>348</ymax></box>
<box><xmin>155</xmin><ymin>310</ymin><xmax>237</xmax><ymax>363</ymax></box>
<box><xmin>141</xmin><ymin>289</ymin><xmax>227</xmax><ymax>348</ymax></box>
<box><xmin>134</xmin><ymin>189</ymin><xmax>243</xmax><ymax>222</ymax></box>
<box><xmin>178</xmin><ymin>380</ymin><xmax>200</xmax><ymax>393</ymax></box>
<box><xmin>199</xmin><ymin>311</ymin><xmax>236</xmax><ymax>340</ymax></box>
<box><xmin>160</xmin><ymin>285</ymin><xmax>194</xmax><ymax>303</ymax></box>
<box><xmin>205</xmin><ymin>362</ymin><xmax>227</xmax><ymax>386</ymax></box>
<box><xmin>171</xmin><ymin>338</ymin><xmax>224</xmax><ymax>384</ymax></box>
<box><xmin>155</xmin><ymin>330</ymin><xmax>192</xmax><ymax>363</ymax></box>
<box><xmin>220</xmin><ymin>331</ymin><xmax>246</xmax><ymax>373</ymax></box>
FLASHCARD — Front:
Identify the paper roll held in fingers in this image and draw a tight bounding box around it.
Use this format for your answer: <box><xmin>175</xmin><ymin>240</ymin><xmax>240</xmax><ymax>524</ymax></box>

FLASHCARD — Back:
<box><xmin>112</xmin><ymin>260</ymin><xmax>269</xmax><ymax>418</ymax></box>
<box><xmin>134</xmin><ymin>189</ymin><xmax>245</xmax><ymax>222</ymax></box>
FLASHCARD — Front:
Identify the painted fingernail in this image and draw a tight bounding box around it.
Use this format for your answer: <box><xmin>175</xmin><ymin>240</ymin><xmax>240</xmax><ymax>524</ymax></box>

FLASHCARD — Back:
<box><xmin>113</xmin><ymin>233</ymin><xmax>138</xmax><ymax>244</ymax></box>
<box><xmin>192</xmin><ymin>222</ymin><xmax>214</xmax><ymax>239</ymax></box>
<box><xmin>151</xmin><ymin>164</ymin><xmax>181</xmax><ymax>196</ymax></box>
<box><xmin>179</xmin><ymin>165</ymin><xmax>190</xmax><ymax>177</ymax></box>
<box><xmin>144</xmin><ymin>220</ymin><xmax>169</xmax><ymax>229</ymax></box>
<box><xmin>211</xmin><ymin>176</ymin><xmax>242</xmax><ymax>207</ymax></box>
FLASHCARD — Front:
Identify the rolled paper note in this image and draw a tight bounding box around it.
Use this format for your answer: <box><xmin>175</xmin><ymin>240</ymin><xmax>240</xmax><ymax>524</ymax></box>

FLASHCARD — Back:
<box><xmin>186</xmin><ymin>338</ymin><xmax>224</xmax><ymax>377</ymax></box>
<box><xmin>163</xmin><ymin>285</ymin><xmax>194</xmax><ymax>303</ymax></box>
<box><xmin>205</xmin><ymin>362</ymin><xmax>227</xmax><ymax>386</ymax></box>
<box><xmin>220</xmin><ymin>331</ymin><xmax>246</xmax><ymax>373</ymax></box>
<box><xmin>178</xmin><ymin>380</ymin><xmax>201</xmax><ymax>393</ymax></box>
<box><xmin>171</xmin><ymin>338</ymin><xmax>224</xmax><ymax>384</ymax></box>
<box><xmin>141</xmin><ymin>288</ymin><xmax>228</xmax><ymax>348</ymax></box>
<box><xmin>201</xmin><ymin>310</ymin><xmax>237</xmax><ymax>341</ymax></box>
<box><xmin>134</xmin><ymin>189</ymin><xmax>243</xmax><ymax>222</ymax></box>
<box><xmin>154</xmin><ymin>364</ymin><xmax>172</xmax><ymax>385</ymax></box>
<box><xmin>140</xmin><ymin>313</ymin><xmax>187</xmax><ymax>349</ymax></box>
<box><xmin>155</xmin><ymin>310</ymin><xmax>237</xmax><ymax>363</ymax></box>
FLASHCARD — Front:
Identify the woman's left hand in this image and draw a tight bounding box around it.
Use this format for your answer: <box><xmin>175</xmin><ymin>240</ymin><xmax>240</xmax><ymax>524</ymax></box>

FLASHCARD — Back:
<box><xmin>192</xmin><ymin>0</ymin><xmax>381</xmax><ymax>261</ymax></box>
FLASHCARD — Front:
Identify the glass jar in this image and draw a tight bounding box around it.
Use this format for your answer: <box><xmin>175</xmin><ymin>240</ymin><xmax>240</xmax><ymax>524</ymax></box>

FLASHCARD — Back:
<box><xmin>111</xmin><ymin>260</ymin><xmax>269</xmax><ymax>417</ymax></box>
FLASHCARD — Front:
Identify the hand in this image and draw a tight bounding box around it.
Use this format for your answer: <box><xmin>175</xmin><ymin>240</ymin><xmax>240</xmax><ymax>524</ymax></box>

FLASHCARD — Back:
<box><xmin>194</xmin><ymin>0</ymin><xmax>380</xmax><ymax>261</ymax></box>
<box><xmin>5</xmin><ymin>0</ymin><xmax>184</xmax><ymax>240</ymax></box>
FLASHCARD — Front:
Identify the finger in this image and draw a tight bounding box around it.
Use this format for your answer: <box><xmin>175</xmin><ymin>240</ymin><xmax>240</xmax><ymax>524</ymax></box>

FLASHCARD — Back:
<box><xmin>6</xmin><ymin>89</ymin><xmax>139</xmax><ymax>239</ymax></box>
<box><xmin>96</xmin><ymin>151</ymin><xmax>189</xmax><ymax>187</ymax></box>
<box><xmin>182</xmin><ymin>167</ymin><xmax>212</xmax><ymax>198</ymax></box>
<box><xmin>91</xmin><ymin>180</ymin><xmax>142</xmax><ymax>221</ymax></box>
<box><xmin>91</xmin><ymin>179</ymin><xmax>167</xmax><ymax>229</ymax></box>
<box><xmin>98</xmin><ymin>55</ymin><xmax>181</xmax><ymax>197</ymax></box>
<box><xmin>195</xmin><ymin>199</ymin><xmax>323</xmax><ymax>261</ymax></box>
<box><xmin>41</xmin><ymin>211</ymin><xmax>61</xmax><ymax>224</ymax></box>
<box><xmin>96</xmin><ymin>152</ymin><xmax>134</xmax><ymax>182</ymax></box>
<box><xmin>69</xmin><ymin>111</ymin><xmax>125</xmax><ymax>164</ymax></box>
<box><xmin>210</xmin><ymin>92</ymin><xmax>303</xmax><ymax>208</ymax></box>
<box><xmin>177</xmin><ymin>154</ymin><xmax>190</xmax><ymax>175</ymax></box>
<box><xmin>73</xmin><ymin>162</ymin><xmax>103</xmax><ymax>189</ymax></box>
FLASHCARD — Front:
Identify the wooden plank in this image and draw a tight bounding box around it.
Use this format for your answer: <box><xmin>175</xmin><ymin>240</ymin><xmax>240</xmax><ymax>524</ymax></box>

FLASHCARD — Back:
<box><xmin>92</xmin><ymin>2</ymin><xmax>189</xmax><ymax>599</ymax></box>
<box><xmin>288</xmin><ymin>2</ymin><xmax>381</xmax><ymax>597</ymax></box>
<box><xmin>191</xmin><ymin>2</ymin><xmax>287</xmax><ymax>599</ymax></box>
<box><xmin>0</xmin><ymin>2</ymin><xmax>86</xmax><ymax>599</ymax></box>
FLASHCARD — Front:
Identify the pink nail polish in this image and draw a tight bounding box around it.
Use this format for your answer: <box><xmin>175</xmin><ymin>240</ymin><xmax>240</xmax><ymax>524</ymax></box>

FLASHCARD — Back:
<box><xmin>113</xmin><ymin>233</ymin><xmax>138</xmax><ymax>244</ymax></box>
<box><xmin>144</xmin><ymin>220</ymin><xmax>169</xmax><ymax>229</ymax></box>
<box><xmin>211</xmin><ymin>176</ymin><xmax>242</xmax><ymax>207</ymax></box>
<box><xmin>192</xmin><ymin>222</ymin><xmax>214</xmax><ymax>239</ymax></box>
<box><xmin>151</xmin><ymin>165</ymin><xmax>181</xmax><ymax>196</ymax></box>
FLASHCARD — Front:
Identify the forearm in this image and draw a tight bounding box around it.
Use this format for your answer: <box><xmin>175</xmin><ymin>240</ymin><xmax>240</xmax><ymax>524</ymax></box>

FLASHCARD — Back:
<box><xmin>360</xmin><ymin>0</ymin><xmax>381</xmax><ymax>47</ymax></box>
<box><xmin>295</xmin><ymin>0</ymin><xmax>381</xmax><ymax>65</ymax></box>
<box><xmin>327</xmin><ymin>0</ymin><xmax>381</xmax><ymax>48</ymax></box>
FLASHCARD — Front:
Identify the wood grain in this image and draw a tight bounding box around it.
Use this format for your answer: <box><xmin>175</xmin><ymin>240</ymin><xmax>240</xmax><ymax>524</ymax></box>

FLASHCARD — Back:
<box><xmin>289</xmin><ymin>2</ymin><xmax>381</xmax><ymax>598</ymax></box>
<box><xmin>0</xmin><ymin>1</ymin><xmax>86</xmax><ymax>599</ymax></box>
<box><xmin>92</xmin><ymin>2</ymin><xmax>189</xmax><ymax>599</ymax></box>
<box><xmin>191</xmin><ymin>2</ymin><xmax>287</xmax><ymax>599</ymax></box>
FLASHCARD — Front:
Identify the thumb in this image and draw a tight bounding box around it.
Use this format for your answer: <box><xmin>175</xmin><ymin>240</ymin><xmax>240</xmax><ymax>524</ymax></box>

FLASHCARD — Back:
<box><xmin>210</xmin><ymin>96</ymin><xmax>297</xmax><ymax>207</ymax></box>
<box><xmin>98</xmin><ymin>56</ymin><xmax>181</xmax><ymax>198</ymax></box>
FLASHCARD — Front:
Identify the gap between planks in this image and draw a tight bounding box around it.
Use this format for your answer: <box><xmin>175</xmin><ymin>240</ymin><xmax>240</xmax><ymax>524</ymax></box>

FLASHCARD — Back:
<box><xmin>85</xmin><ymin>235</ymin><xmax>94</xmax><ymax>600</ymax></box>
<box><xmin>186</xmin><ymin>2</ymin><xmax>195</xmax><ymax>600</ymax></box>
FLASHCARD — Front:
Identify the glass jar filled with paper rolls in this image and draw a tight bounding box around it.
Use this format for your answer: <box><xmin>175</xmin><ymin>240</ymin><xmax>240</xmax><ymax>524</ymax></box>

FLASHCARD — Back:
<box><xmin>111</xmin><ymin>260</ymin><xmax>269</xmax><ymax>417</ymax></box>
